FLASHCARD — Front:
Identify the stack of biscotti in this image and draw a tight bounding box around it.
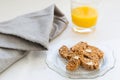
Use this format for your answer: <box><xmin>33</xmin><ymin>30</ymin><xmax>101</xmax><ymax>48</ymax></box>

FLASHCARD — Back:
<box><xmin>59</xmin><ymin>42</ymin><xmax>104</xmax><ymax>71</ymax></box>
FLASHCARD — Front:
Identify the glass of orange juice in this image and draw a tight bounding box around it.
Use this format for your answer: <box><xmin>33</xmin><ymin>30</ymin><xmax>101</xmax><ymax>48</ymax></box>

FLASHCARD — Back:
<box><xmin>71</xmin><ymin>0</ymin><xmax>100</xmax><ymax>33</ymax></box>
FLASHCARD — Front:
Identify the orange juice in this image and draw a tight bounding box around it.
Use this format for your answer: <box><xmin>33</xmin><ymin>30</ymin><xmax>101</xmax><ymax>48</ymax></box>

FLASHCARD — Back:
<box><xmin>72</xmin><ymin>6</ymin><xmax>98</xmax><ymax>28</ymax></box>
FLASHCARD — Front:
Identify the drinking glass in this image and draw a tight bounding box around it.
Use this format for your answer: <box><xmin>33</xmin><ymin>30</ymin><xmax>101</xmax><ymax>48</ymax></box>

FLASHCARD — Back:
<box><xmin>71</xmin><ymin>0</ymin><xmax>100</xmax><ymax>33</ymax></box>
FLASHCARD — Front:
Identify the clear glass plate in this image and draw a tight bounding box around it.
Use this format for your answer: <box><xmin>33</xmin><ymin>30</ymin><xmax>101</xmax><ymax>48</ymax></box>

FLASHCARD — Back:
<box><xmin>46</xmin><ymin>40</ymin><xmax>115</xmax><ymax>79</ymax></box>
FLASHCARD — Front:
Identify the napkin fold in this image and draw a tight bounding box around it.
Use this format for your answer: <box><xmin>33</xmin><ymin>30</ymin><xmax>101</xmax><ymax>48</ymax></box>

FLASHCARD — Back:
<box><xmin>0</xmin><ymin>4</ymin><xmax>68</xmax><ymax>73</ymax></box>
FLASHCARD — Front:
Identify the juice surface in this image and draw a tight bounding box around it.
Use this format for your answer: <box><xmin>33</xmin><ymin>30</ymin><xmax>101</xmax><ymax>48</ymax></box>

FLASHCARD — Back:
<box><xmin>72</xmin><ymin>6</ymin><xmax>98</xmax><ymax>28</ymax></box>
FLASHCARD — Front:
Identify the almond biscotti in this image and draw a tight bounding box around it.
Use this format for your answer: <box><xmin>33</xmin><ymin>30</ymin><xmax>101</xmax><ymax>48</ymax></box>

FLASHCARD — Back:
<box><xmin>59</xmin><ymin>42</ymin><xmax>104</xmax><ymax>71</ymax></box>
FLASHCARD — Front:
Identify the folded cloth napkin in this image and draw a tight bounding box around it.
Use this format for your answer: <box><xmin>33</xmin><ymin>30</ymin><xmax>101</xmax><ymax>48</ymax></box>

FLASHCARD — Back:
<box><xmin>0</xmin><ymin>4</ymin><xmax>68</xmax><ymax>73</ymax></box>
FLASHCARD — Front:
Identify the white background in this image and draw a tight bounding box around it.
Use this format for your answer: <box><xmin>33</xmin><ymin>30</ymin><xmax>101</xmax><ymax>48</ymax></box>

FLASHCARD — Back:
<box><xmin>0</xmin><ymin>0</ymin><xmax>120</xmax><ymax>80</ymax></box>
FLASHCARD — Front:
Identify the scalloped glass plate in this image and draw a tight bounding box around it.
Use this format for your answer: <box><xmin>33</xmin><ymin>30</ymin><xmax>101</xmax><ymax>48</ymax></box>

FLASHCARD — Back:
<box><xmin>46</xmin><ymin>40</ymin><xmax>115</xmax><ymax>79</ymax></box>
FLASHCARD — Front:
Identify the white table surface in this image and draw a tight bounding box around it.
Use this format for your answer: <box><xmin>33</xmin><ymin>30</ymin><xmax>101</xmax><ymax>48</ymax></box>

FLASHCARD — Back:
<box><xmin>0</xmin><ymin>0</ymin><xmax>120</xmax><ymax>80</ymax></box>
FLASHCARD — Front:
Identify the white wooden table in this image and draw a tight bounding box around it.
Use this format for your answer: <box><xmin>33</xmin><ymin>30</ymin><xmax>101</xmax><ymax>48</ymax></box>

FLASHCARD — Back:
<box><xmin>0</xmin><ymin>0</ymin><xmax>120</xmax><ymax>80</ymax></box>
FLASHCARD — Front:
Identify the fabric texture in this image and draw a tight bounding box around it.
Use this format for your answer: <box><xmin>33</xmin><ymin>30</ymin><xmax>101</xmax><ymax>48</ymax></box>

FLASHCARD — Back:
<box><xmin>0</xmin><ymin>4</ymin><xmax>68</xmax><ymax>73</ymax></box>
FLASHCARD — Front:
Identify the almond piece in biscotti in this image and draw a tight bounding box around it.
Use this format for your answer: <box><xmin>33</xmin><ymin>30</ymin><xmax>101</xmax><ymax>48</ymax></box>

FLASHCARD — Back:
<box><xmin>83</xmin><ymin>48</ymin><xmax>100</xmax><ymax>61</ymax></box>
<box><xmin>59</xmin><ymin>45</ymin><xmax>69</xmax><ymax>59</ymax></box>
<box><xmin>80</xmin><ymin>55</ymin><xmax>99</xmax><ymax>70</ymax></box>
<box><xmin>87</xmin><ymin>45</ymin><xmax>104</xmax><ymax>59</ymax></box>
<box><xmin>70</xmin><ymin>42</ymin><xmax>88</xmax><ymax>52</ymax></box>
<box><xmin>66</xmin><ymin>56</ymin><xmax>81</xmax><ymax>71</ymax></box>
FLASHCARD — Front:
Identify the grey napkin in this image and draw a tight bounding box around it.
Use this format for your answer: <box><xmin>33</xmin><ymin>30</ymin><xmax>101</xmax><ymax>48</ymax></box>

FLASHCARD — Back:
<box><xmin>0</xmin><ymin>4</ymin><xmax>68</xmax><ymax>73</ymax></box>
